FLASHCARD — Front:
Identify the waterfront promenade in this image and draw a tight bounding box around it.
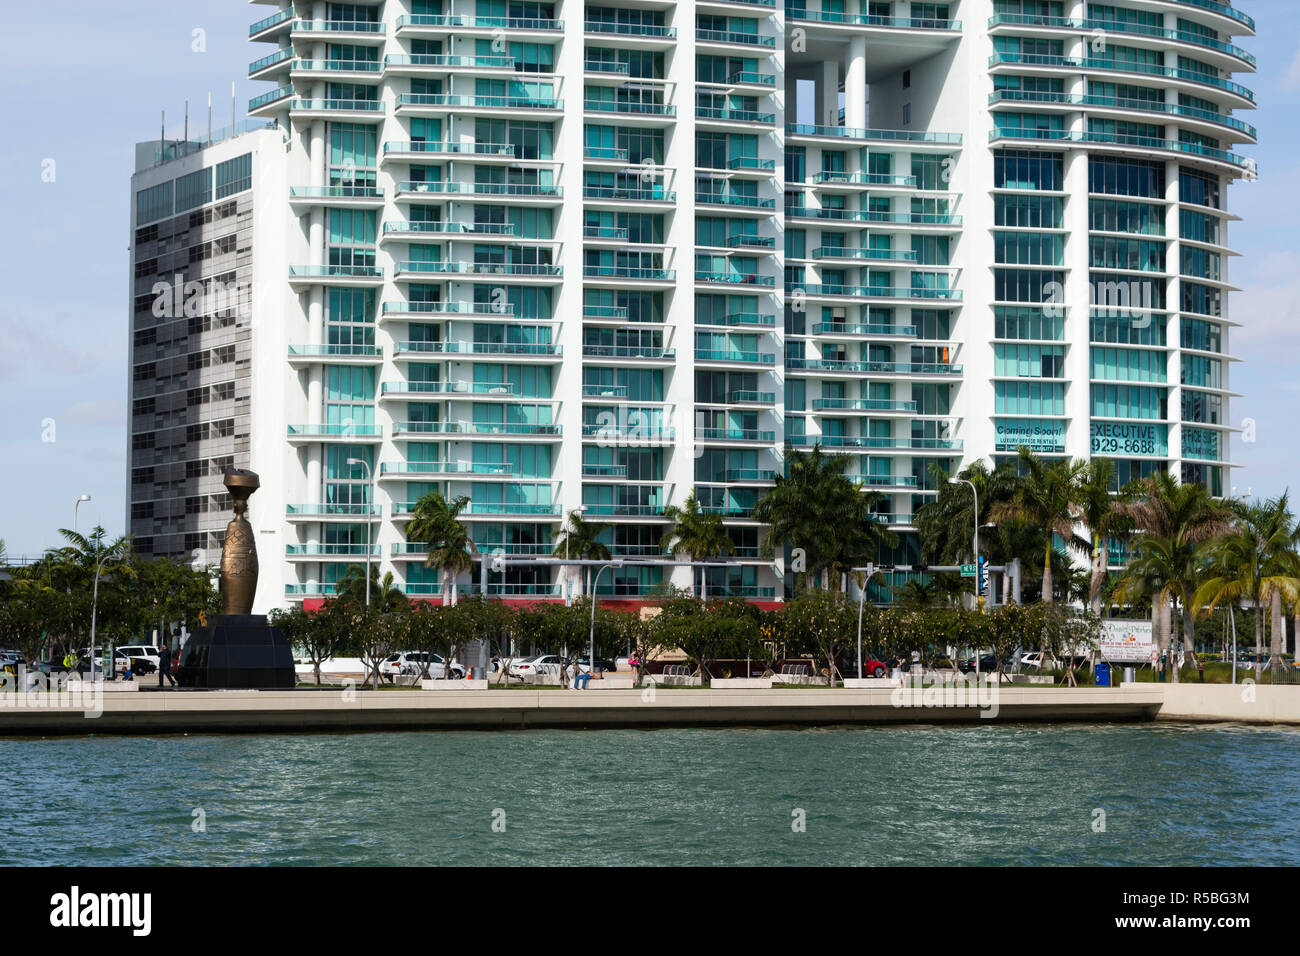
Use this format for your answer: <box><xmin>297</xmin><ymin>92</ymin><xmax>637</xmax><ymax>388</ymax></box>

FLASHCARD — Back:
<box><xmin>1</xmin><ymin>684</ymin><xmax>1165</xmax><ymax>735</ymax></box>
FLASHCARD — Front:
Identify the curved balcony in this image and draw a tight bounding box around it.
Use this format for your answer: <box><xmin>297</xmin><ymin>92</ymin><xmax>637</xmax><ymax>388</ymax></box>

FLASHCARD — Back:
<box><xmin>987</xmin><ymin>14</ymin><xmax>1255</xmax><ymax>70</ymax></box>
<box><xmin>987</xmin><ymin>128</ymin><xmax>1255</xmax><ymax>175</ymax></box>
<box><xmin>248</xmin><ymin>48</ymin><xmax>293</xmax><ymax>79</ymax></box>
<box><xmin>987</xmin><ymin>53</ymin><xmax>1254</xmax><ymax>107</ymax></box>
<box><xmin>987</xmin><ymin>90</ymin><xmax>1257</xmax><ymax>142</ymax></box>
<box><xmin>248</xmin><ymin>86</ymin><xmax>294</xmax><ymax>115</ymax></box>
<box><xmin>249</xmin><ymin>10</ymin><xmax>293</xmax><ymax>41</ymax></box>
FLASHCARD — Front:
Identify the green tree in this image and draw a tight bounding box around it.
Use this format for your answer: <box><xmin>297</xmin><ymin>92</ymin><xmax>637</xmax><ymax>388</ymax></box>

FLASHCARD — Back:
<box><xmin>407</xmin><ymin>491</ymin><xmax>476</xmax><ymax>603</ymax></box>
<box><xmin>990</xmin><ymin>448</ymin><xmax>1088</xmax><ymax>604</ymax></box>
<box><xmin>661</xmin><ymin>490</ymin><xmax>733</xmax><ymax>599</ymax></box>
<box><xmin>552</xmin><ymin>509</ymin><xmax>612</xmax><ymax>598</ymax></box>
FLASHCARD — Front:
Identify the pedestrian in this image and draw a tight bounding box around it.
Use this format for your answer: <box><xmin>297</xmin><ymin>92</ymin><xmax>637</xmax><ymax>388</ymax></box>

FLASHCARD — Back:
<box><xmin>158</xmin><ymin>642</ymin><xmax>177</xmax><ymax>688</ymax></box>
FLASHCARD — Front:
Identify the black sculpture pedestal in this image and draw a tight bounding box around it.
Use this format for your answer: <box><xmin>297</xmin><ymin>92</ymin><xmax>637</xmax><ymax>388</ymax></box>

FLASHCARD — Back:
<box><xmin>177</xmin><ymin>614</ymin><xmax>295</xmax><ymax>689</ymax></box>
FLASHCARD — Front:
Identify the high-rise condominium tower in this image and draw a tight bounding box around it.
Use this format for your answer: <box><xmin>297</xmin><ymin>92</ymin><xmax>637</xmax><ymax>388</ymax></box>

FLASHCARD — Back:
<box><xmin>128</xmin><ymin>0</ymin><xmax>1255</xmax><ymax>612</ymax></box>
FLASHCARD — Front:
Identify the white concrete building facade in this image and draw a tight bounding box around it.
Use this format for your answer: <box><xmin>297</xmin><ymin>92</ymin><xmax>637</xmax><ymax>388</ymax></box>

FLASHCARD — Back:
<box><xmin>128</xmin><ymin>0</ymin><xmax>1255</xmax><ymax>612</ymax></box>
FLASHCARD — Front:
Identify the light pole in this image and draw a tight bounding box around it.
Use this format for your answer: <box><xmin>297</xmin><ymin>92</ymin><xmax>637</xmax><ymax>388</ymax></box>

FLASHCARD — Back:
<box><xmin>854</xmin><ymin>563</ymin><xmax>877</xmax><ymax>680</ymax></box>
<box><xmin>589</xmin><ymin>561</ymin><xmax>624</xmax><ymax>678</ymax></box>
<box><xmin>89</xmin><ymin>552</ymin><xmax>112</xmax><ymax>682</ymax></box>
<box><xmin>949</xmin><ymin>477</ymin><xmax>980</xmax><ymax>612</ymax></box>
<box><xmin>347</xmin><ymin>457</ymin><xmax>374</xmax><ymax>607</ymax></box>
<box><xmin>74</xmin><ymin>494</ymin><xmax>91</xmax><ymax>534</ymax></box>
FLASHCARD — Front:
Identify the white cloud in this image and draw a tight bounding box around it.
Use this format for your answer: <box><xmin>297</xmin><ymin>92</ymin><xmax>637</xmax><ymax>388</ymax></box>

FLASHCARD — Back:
<box><xmin>1285</xmin><ymin>41</ymin><xmax>1300</xmax><ymax>91</ymax></box>
<box><xmin>58</xmin><ymin>400</ymin><xmax>125</xmax><ymax>425</ymax></box>
<box><xmin>1231</xmin><ymin>251</ymin><xmax>1300</xmax><ymax>365</ymax></box>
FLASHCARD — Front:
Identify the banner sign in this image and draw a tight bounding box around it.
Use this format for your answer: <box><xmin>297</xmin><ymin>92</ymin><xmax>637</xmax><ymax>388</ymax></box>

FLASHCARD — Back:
<box><xmin>1099</xmin><ymin>619</ymin><xmax>1157</xmax><ymax>662</ymax></box>
<box><xmin>1090</xmin><ymin>421</ymin><xmax>1167</xmax><ymax>457</ymax></box>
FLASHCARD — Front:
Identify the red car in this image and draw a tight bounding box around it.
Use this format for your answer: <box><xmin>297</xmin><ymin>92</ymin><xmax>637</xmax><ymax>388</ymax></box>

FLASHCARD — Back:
<box><xmin>844</xmin><ymin>657</ymin><xmax>889</xmax><ymax>679</ymax></box>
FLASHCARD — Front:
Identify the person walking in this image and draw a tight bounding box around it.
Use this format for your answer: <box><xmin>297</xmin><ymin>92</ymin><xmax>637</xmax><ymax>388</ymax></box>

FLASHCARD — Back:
<box><xmin>158</xmin><ymin>642</ymin><xmax>177</xmax><ymax>688</ymax></box>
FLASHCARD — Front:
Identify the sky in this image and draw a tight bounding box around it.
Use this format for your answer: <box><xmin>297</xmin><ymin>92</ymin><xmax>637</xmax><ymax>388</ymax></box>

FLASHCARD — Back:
<box><xmin>1</xmin><ymin>0</ymin><xmax>1297</xmax><ymax>558</ymax></box>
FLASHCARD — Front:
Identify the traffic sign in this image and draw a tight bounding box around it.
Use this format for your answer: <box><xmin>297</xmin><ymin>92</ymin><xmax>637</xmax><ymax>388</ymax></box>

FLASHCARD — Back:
<box><xmin>960</xmin><ymin>564</ymin><xmax>977</xmax><ymax>577</ymax></box>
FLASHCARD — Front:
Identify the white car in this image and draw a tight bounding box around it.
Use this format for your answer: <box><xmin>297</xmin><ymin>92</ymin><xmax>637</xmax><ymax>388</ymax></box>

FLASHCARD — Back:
<box><xmin>508</xmin><ymin>654</ymin><xmax>564</xmax><ymax>680</ymax></box>
<box><xmin>380</xmin><ymin>651</ymin><xmax>465</xmax><ymax>680</ymax></box>
<box><xmin>97</xmin><ymin>645</ymin><xmax>162</xmax><ymax>675</ymax></box>
<box><xmin>1019</xmin><ymin>652</ymin><xmax>1052</xmax><ymax>670</ymax></box>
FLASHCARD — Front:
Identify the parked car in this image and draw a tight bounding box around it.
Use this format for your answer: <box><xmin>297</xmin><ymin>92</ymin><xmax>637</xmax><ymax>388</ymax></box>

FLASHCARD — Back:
<box><xmin>96</xmin><ymin>645</ymin><xmax>161</xmax><ymax>676</ymax></box>
<box><xmin>1019</xmin><ymin>652</ymin><xmax>1054</xmax><ymax>671</ymax></box>
<box><xmin>380</xmin><ymin>651</ymin><xmax>465</xmax><ymax>680</ymax></box>
<box><xmin>508</xmin><ymin>654</ymin><xmax>564</xmax><ymax>680</ymax></box>
<box><xmin>574</xmin><ymin>656</ymin><xmax>618</xmax><ymax>674</ymax></box>
<box><xmin>957</xmin><ymin>654</ymin><xmax>1001</xmax><ymax>674</ymax></box>
<box><xmin>843</xmin><ymin>657</ymin><xmax>890</xmax><ymax>678</ymax></box>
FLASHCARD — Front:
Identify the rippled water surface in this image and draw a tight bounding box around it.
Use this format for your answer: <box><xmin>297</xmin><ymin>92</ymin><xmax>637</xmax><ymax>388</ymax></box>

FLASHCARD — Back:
<box><xmin>2</xmin><ymin>723</ymin><xmax>1297</xmax><ymax>865</ymax></box>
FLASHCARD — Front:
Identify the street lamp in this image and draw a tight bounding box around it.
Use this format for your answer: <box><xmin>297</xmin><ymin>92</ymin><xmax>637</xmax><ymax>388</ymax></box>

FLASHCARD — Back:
<box><xmin>854</xmin><ymin>563</ymin><xmax>877</xmax><ymax>680</ymax></box>
<box><xmin>74</xmin><ymin>494</ymin><xmax>91</xmax><ymax>534</ymax></box>
<box><xmin>89</xmin><ymin>552</ymin><xmax>113</xmax><ymax>682</ymax></box>
<box><xmin>588</xmin><ymin>561</ymin><xmax>624</xmax><ymax>679</ymax></box>
<box><xmin>347</xmin><ymin>457</ymin><xmax>374</xmax><ymax>607</ymax></box>
<box><xmin>948</xmin><ymin>477</ymin><xmax>980</xmax><ymax>612</ymax></box>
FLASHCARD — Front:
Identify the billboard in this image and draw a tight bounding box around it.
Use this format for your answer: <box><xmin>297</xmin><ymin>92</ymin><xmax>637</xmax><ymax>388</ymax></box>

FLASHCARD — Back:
<box><xmin>1098</xmin><ymin>619</ymin><xmax>1157</xmax><ymax>662</ymax></box>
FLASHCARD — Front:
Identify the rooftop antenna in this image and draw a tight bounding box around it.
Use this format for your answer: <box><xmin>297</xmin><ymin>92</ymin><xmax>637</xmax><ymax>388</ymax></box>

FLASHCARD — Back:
<box><xmin>184</xmin><ymin>100</ymin><xmax>189</xmax><ymax>145</ymax></box>
<box><xmin>160</xmin><ymin>110</ymin><xmax>165</xmax><ymax>164</ymax></box>
<box><xmin>208</xmin><ymin>91</ymin><xmax>212</xmax><ymax>144</ymax></box>
<box><xmin>231</xmin><ymin>81</ymin><xmax>236</xmax><ymax>132</ymax></box>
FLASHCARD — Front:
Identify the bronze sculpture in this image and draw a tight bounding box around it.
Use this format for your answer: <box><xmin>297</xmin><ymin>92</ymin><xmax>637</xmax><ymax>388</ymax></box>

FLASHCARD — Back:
<box><xmin>219</xmin><ymin>467</ymin><xmax>260</xmax><ymax>615</ymax></box>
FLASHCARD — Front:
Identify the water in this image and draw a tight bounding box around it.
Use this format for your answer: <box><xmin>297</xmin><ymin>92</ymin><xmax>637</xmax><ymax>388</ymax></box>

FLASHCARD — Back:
<box><xmin>2</xmin><ymin>723</ymin><xmax>1297</xmax><ymax>866</ymax></box>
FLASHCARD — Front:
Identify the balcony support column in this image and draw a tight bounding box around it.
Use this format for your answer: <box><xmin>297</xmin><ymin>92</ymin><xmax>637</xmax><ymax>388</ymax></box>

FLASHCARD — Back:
<box><xmin>845</xmin><ymin>36</ymin><xmax>867</xmax><ymax>132</ymax></box>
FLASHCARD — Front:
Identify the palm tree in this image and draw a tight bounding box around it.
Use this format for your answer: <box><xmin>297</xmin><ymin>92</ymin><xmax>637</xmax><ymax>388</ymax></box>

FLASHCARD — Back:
<box><xmin>661</xmin><ymin>490</ymin><xmax>734</xmax><ymax>599</ymax></box>
<box><xmin>1194</xmin><ymin>494</ymin><xmax>1300</xmax><ymax>671</ymax></box>
<box><xmin>1118</xmin><ymin>472</ymin><xmax>1232</xmax><ymax>679</ymax></box>
<box><xmin>753</xmin><ymin>444</ymin><xmax>890</xmax><ymax>592</ymax></box>
<box><xmin>1074</xmin><ymin>458</ymin><xmax>1131</xmax><ymax>613</ymax></box>
<box><xmin>406</xmin><ymin>491</ymin><xmax>476</xmax><ymax>604</ymax></box>
<box><xmin>989</xmin><ymin>448</ymin><xmax>1088</xmax><ymax>604</ymax></box>
<box><xmin>336</xmin><ymin>566</ymin><xmax>408</xmax><ymax>612</ymax></box>
<box><xmin>552</xmin><ymin>510</ymin><xmax>612</xmax><ymax>598</ymax></box>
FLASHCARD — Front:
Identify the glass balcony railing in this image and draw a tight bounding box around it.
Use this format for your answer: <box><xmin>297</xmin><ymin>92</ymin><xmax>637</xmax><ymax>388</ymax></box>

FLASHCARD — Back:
<box><xmin>987</xmin><ymin>14</ymin><xmax>1255</xmax><ymax>66</ymax></box>
<box><xmin>581</xmin><ymin>345</ymin><xmax>675</xmax><ymax>359</ymax></box>
<box><xmin>585</xmin><ymin>59</ymin><xmax>630</xmax><ymax>74</ymax></box>
<box><xmin>581</xmin><ymin>384</ymin><xmax>629</xmax><ymax>398</ymax></box>
<box><xmin>384</xmin><ymin>140</ymin><xmax>515</xmax><ymax>156</ymax></box>
<box><xmin>291</xmin><ymin>19</ymin><xmax>385</xmax><ymax>34</ymax></box>
<box><xmin>695</xmin><ymin>29</ymin><xmax>776</xmax><ymax>47</ymax></box>
<box><xmin>249</xmin><ymin>10</ymin><xmax>293</xmax><ymax>36</ymax></box>
<box><xmin>721</xmin><ymin>468</ymin><xmax>777</xmax><ymax>482</ymax></box>
<box><xmin>379</xmin><ymin>461</ymin><xmax>520</xmax><ymax>477</ymax></box>
<box><xmin>785</xmin><ymin>208</ymin><xmax>963</xmax><ymax>226</ymax></box>
<box><xmin>695</xmin><ymin>272</ymin><xmax>776</xmax><ymax>287</ymax></box>
<box><xmin>384</xmin><ymin>53</ymin><xmax>514</xmax><ymax>69</ymax></box>
<box><xmin>582</xmin><ymin>503</ymin><xmax>668</xmax><ymax>516</ymax></box>
<box><xmin>584</xmin><ymin>100</ymin><xmax>677</xmax><ymax>116</ymax></box>
<box><xmin>812</xmin><ymin>398</ymin><xmax>920</xmax><ymax>412</ymax></box>
<box><xmin>286</xmin><ymin>544</ymin><xmax>380</xmax><ymax>557</ymax></box>
<box><xmin>583</xmin><ymin>186</ymin><xmax>675</xmax><ymax>202</ymax></box>
<box><xmin>725</xmin><ymin>390</ymin><xmax>777</xmax><ymax>404</ymax></box>
<box><xmin>396</xmin><ymin>261</ymin><xmax>561</xmax><ymax>278</ymax></box>
<box><xmin>393</xmin><ymin>421</ymin><xmax>562</xmax><ymax>437</ymax></box>
<box><xmin>696</xmin><ymin>107</ymin><xmax>777</xmax><ymax>124</ymax></box>
<box><xmin>695</xmin><ymin>349</ymin><xmax>777</xmax><ymax>364</ymax></box>
<box><xmin>987</xmin><ymin>53</ymin><xmax>1255</xmax><ymax>103</ymax></box>
<box><xmin>725</xmin><ymin>71</ymin><xmax>777</xmax><ymax>87</ymax></box>
<box><xmin>291</xmin><ymin>59</ymin><xmax>382</xmax><ymax>74</ymax></box>
<box><xmin>786</xmin><ymin>124</ymin><xmax>962</xmax><ymax>144</ymax></box>
<box><xmin>395</xmin><ymin>15</ymin><xmax>563</xmax><ymax>31</ymax></box>
<box><xmin>580</xmin><ymin>426</ymin><xmax>676</xmax><ymax>442</ymax></box>
<box><xmin>788</xmin><ymin>10</ymin><xmax>960</xmax><ymax>30</ymax></box>
<box><xmin>382</xmin><ymin>301</ymin><xmax>516</xmax><ymax>316</ymax></box>
<box><xmin>584</xmin><ymin>20</ymin><xmax>676</xmax><ymax>37</ymax></box>
<box><xmin>583</xmin><ymin>266</ymin><xmax>676</xmax><ymax>281</ymax></box>
<box><xmin>786</xmin><ymin>358</ymin><xmax>963</xmax><ymax>376</ymax></box>
<box><xmin>583</xmin><ymin>146</ymin><xmax>630</xmax><ymax>161</ymax></box>
<box><xmin>810</xmin><ymin>322</ymin><xmax>918</xmax><ymax>337</ymax></box>
<box><xmin>582</xmin><ymin>305</ymin><xmax>629</xmax><ymax>320</ymax></box>
<box><xmin>395</xmin><ymin>340</ymin><xmax>560</xmax><ymax>356</ymax></box>
<box><xmin>987</xmin><ymin>129</ymin><xmax>1255</xmax><ymax>169</ymax></box>
<box><xmin>248</xmin><ymin>87</ymin><xmax>293</xmax><ymax>110</ymax></box>
<box><xmin>287</xmin><ymin>344</ymin><xmax>382</xmax><ymax>358</ymax></box>
<box><xmin>801</xmin><ymin>284</ymin><xmax>961</xmax><ymax>300</ymax></box>
<box><xmin>396</xmin><ymin>181</ymin><xmax>562</xmax><ymax>198</ymax></box>
<box><xmin>287</xmin><ymin>424</ymin><xmax>382</xmax><ymax>438</ymax></box>
<box><xmin>987</xmin><ymin>90</ymin><xmax>1257</xmax><ymax>139</ymax></box>
<box><xmin>381</xmin><ymin>381</ymin><xmax>518</xmax><ymax>396</ymax></box>
<box><xmin>290</xmin><ymin>98</ymin><xmax>384</xmax><ymax>113</ymax></box>
<box><xmin>694</xmin><ymin>192</ymin><xmax>776</xmax><ymax>209</ymax></box>
<box><xmin>285</xmin><ymin>504</ymin><xmax>377</xmax><ymax>517</ymax></box>
<box><xmin>811</xmin><ymin>247</ymin><xmax>918</xmax><ymax>262</ymax></box>
<box><xmin>384</xmin><ymin>221</ymin><xmax>515</xmax><ymax>236</ymax></box>
<box><xmin>289</xmin><ymin>185</ymin><xmax>383</xmax><ymax>200</ymax></box>
<box><xmin>813</xmin><ymin>171</ymin><xmax>918</xmax><ymax>187</ymax></box>
<box><xmin>397</xmin><ymin>93</ymin><xmax>562</xmax><ymax>110</ymax></box>
<box><xmin>581</xmin><ymin>463</ymin><xmax>629</xmax><ymax>477</ymax></box>
<box><xmin>289</xmin><ymin>265</ymin><xmax>383</xmax><ymax>279</ymax></box>
<box><xmin>696</xmin><ymin>427</ymin><xmax>777</xmax><ymax>442</ymax></box>
<box><xmin>248</xmin><ymin>49</ymin><xmax>293</xmax><ymax>74</ymax></box>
